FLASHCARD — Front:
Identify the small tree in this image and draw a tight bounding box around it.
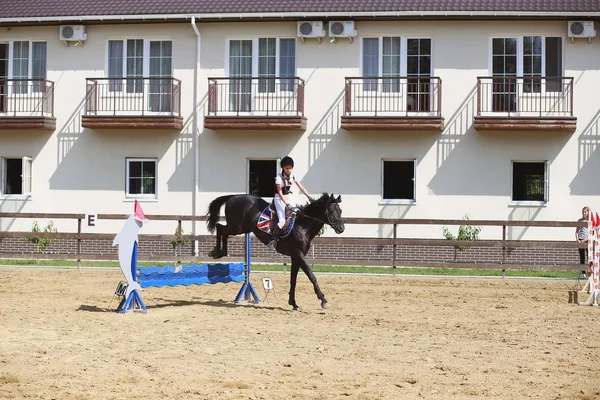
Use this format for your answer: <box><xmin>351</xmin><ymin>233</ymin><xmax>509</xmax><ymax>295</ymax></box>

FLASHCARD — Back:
<box><xmin>442</xmin><ymin>215</ymin><xmax>481</xmax><ymax>252</ymax></box>
<box><xmin>25</xmin><ymin>220</ymin><xmax>58</xmax><ymax>252</ymax></box>
<box><xmin>171</xmin><ymin>225</ymin><xmax>189</xmax><ymax>252</ymax></box>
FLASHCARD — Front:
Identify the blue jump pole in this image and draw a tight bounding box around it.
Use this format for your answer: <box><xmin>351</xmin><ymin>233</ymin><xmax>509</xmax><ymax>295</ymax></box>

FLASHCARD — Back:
<box><xmin>235</xmin><ymin>233</ymin><xmax>260</xmax><ymax>303</ymax></box>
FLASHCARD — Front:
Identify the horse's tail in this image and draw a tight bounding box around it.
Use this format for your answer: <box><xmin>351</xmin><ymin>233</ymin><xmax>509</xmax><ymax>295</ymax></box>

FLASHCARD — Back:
<box><xmin>206</xmin><ymin>195</ymin><xmax>237</xmax><ymax>233</ymax></box>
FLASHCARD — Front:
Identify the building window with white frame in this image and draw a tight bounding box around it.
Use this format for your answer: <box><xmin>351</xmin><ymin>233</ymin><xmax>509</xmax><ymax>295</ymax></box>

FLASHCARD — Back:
<box><xmin>248</xmin><ymin>159</ymin><xmax>278</xmax><ymax>198</ymax></box>
<box><xmin>126</xmin><ymin>158</ymin><xmax>157</xmax><ymax>198</ymax></box>
<box><xmin>108</xmin><ymin>39</ymin><xmax>173</xmax><ymax>111</ymax></box>
<box><xmin>491</xmin><ymin>36</ymin><xmax>563</xmax><ymax>112</ymax></box>
<box><xmin>228</xmin><ymin>38</ymin><xmax>296</xmax><ymax>112</ymax></box>
<box><xmin>0</xmin><ymin>41</ymin><xmax>47</xmax><ymax>112</ymax></box>
<box><xmin>382</xmin><ymin>160</ymin><xmax>416</xmax><ymax>202</ymax></box>
<box><xmin>512</xmin><ymin>161</ymin><xmax>548</xmax><ymax>203</ymax></box>
<box><xmin>362</xmin><ymin>37</ymin><xmax>432</xmax><ymax>112</ymax></box>
<box><xmin>1</xmin><ymin>156</ymin><xmax>32</xmax><ymax>197</ymax></box>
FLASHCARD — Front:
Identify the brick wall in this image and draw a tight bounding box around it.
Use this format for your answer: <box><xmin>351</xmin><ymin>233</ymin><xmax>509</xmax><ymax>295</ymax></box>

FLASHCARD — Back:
<box><xmin>0</xmin><ymin>235</ymin><xmax>582</xmax><ymax>268</ymax></box>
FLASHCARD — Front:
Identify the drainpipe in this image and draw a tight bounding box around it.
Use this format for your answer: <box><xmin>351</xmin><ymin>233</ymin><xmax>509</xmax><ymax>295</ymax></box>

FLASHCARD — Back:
<box><xmin>191</xmin><ymin>16</ymin><xmax>201</xmax><ymax>256</ymax></box>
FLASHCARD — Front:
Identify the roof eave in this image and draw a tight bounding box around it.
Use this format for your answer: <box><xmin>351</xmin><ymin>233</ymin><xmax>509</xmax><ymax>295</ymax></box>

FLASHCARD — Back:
<box><xmin>1</xmin><ymin>11</ymin><xmax>599</xmax><ymax>25</ymax></box>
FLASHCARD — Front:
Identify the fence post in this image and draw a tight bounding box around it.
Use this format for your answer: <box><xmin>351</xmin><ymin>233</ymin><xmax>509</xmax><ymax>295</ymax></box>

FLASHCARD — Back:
<box><xmin>392</xmin><ymin>223</ymin><xmax>397</xmax><ymax>272</ymax></box>
<box><xmin>77</xmin><ymin>217</ymin><xmax>82</xmax><ymax>270</ymax></box>
<box><xmin>501</xmin><ymin>224</ymin><xmax>506</xmax><ymax>279</ymax></box>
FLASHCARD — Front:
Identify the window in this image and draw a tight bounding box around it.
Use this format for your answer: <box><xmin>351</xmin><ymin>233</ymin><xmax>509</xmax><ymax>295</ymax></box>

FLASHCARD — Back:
<box><xmin>362</xmin><ymin>37</ymin><xmax>432</xmax><ymax>111</ymax></box>
<box><xmin>108</xmin><ymin>39</ymin><xmax>173</xmax><ymax>110</ymax></box>
<box><xmin>382</xmin><ymin>160</ymin><xmax>415</xmax><ymax>201</ymax></box>
<box><xmin>126</xmin><ymin>158</ymin><xmax>157</xmax><ymax>198</ymax></box>
<box><xmin>512</xmin><ymin>161</ymin><xmax>548</xmax><ymax>203</ymax></box>
<box><xmin>491</xmin><ymin>36</ymin><xmax>563</xmax><ymax>111</ymax></box>
<box><xmin>228</xmin><ymin>38</ymin><xmax>296</xmax><ymax>111</ymax></box>
<box><xmin>0</xmin><ymin>41</ymin><xmax>46</xmax><ymax>98</ymax></box>
<box><xmin>1</xmin><ymin>157</ymin><xmax>32</xmax><ymax>197</ymax></box>
<box><xmin>248</xmin><ymin>159</ymin><xmax>277</xmax><ymax>198</ymax></box>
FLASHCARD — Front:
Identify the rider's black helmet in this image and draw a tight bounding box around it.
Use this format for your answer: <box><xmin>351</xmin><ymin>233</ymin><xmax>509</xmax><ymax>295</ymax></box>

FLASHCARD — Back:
<box><xmin>280</xmin><ymin>156</ymin><xmax>294</xmax><ymax>168</ymax></box>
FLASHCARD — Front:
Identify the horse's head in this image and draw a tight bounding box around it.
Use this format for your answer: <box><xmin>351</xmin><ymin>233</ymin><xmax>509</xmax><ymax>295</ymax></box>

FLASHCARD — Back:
<box><xmin>310</xmin><ymin>193</ymin><xmax>345</xmax><ymax>234</ymax></box>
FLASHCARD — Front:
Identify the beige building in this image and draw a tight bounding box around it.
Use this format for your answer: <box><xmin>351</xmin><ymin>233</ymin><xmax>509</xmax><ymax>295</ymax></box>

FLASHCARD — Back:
<box><xmin>0</xmin><ymin>1</ymin><xmax>599</xmax><ymax>258</ymax></box>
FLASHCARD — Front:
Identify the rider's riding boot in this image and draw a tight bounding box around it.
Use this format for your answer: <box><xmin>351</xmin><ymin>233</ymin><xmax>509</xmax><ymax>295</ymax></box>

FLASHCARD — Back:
<box><xmin>268</xmin><ymin>225</ymin><xmax>281</xmax><ymax>250</ymax></box>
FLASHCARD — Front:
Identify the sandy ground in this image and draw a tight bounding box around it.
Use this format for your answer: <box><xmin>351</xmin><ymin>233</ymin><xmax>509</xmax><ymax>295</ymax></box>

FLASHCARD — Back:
<box><xmin>0</xmin><ymin>267</ymin><xmax>599</xmax><ymax>400</ymax></box>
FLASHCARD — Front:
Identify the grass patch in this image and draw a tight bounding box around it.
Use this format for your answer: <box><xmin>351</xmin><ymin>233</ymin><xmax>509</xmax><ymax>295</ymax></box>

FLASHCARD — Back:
<box><xmin>0</xmin><ymin>258</ymin><xmax>581</xmax><ymax>279</ymax></box>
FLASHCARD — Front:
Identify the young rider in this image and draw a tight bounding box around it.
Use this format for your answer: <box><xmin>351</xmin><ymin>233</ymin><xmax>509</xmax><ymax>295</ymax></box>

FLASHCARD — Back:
<box><xmin>268</xmin><ymin>156</ymin><xmax>313</xmax><ymax>250</ymax></box>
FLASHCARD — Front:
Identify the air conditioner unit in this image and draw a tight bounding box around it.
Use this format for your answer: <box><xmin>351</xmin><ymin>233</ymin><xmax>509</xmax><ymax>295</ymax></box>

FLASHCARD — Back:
<box><xmin>297</xmin><ymin>21</ymin><xmax>325</xmax><ymax>42</ymax></box>
<box><xmin>568</xmin><ymin>21</ymin><xmax>596</xmax><ymax>40</ymax></box>
<box><xmin>60</xmin><ymin>25</ymin><xmax>87</xmax><ymax>42</ymax></box>
<box><xmin>328</xmin><ymin>21</ymin><xmax>357</xmax><ymax>38</ymax></box>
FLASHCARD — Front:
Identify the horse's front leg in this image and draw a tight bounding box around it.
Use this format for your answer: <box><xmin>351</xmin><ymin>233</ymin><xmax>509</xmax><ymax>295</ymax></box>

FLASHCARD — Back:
<box><xmin>288</xmin><ymin>258</ymin><xmax>301</xmax><ymax>311</ymax></box>
<box><xmin>296</xmin><ymin>253</ymin><xmax>328</xmax><ymax>309</ymax></box>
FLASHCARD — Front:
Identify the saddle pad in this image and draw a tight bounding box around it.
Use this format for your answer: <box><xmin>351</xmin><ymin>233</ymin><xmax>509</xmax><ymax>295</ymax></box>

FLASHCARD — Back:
<box><xmin>257</xmin><ymin>206</ymin><xmax>295</xmax><ymax>238</ymax></box>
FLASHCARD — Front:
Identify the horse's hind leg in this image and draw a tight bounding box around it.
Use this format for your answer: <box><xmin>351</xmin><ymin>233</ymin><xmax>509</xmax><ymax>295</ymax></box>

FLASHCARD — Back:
<box><xmin>208</xmin><ymin>223</ymin><xmax>225</xmax><ymax>258</ymax></box>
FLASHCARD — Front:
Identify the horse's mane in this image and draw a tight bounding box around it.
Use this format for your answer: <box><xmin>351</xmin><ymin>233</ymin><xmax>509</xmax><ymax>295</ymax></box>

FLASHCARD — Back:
<box><xmin>297</xmin><ymin>192</ymin><xmax>331</xmax><ymax>213</ymax></box>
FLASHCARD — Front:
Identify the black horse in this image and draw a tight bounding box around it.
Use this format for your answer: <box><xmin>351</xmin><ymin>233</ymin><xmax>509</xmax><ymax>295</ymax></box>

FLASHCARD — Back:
<box><xmin>205</xmin><ymin>193</ymin><xmax>344</xmax><ymax>310</ymax></box>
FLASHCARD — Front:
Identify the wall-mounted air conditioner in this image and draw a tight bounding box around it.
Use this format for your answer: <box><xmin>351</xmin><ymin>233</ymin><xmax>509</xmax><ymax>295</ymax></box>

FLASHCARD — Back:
<box><xmin>297</xmin><ymin>21</ymin><xmax>325</xmax><ymax>42</ymax></box>
<box><xmin>568</xmin><ymin>21</ymin><xmax>596</xmax><ymax>42</ymax></box>
<box><xmin>328</xmin><ymin>21</ymin><xmax>357</xmax><ymax>41</ymax></box>
<box><xmin>60</xmin><ymin>25</ymin><xmax>87</xmax><ymax>45</ymax></box>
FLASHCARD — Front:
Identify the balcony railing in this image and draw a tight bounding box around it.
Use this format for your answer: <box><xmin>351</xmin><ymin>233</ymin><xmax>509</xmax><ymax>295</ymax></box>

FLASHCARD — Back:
<box><xmin>85</xmin><ymin>77</ymin><xmax>182</xmax><ymax>116</ymax></box>
<box><xmin>344</xmin><ymin>77</ymin><xmax>442</xmax><ymax>117</ymax></box>
<box><xmin>0</xmin><ymin>79</ymin><xmax>54</xmax><ymax>117</ymax></box>
<box><xmin>207</xmin><ymin>77</ymin><xmax>305</xmax><ymax>117</ymax></box>
<box><xmin>476</xmin><ymin>76</ymin><xmax>573</xmax><ymax>117</ymax></box>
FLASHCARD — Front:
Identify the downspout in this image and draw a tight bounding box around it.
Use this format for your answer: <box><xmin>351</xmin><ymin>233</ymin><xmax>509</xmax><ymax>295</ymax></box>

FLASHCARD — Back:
<box><xmin>191</xmin><ymin>16</ymin><xmax>201</xmax><ymax>256</ymax></box>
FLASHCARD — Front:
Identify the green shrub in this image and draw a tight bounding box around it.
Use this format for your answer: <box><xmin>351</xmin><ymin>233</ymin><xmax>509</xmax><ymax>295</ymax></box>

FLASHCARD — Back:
<box><xmin>171</xmin><ymin>225</ymin><xmax>189</xmax><ymax>249</ymax></box>
<box><xmin>25</xmin><ymin>220</ymin><xmax>58</xmax><ymax>252</ymax></box>
<box><xmin>442</xmin><ymin>215</ymin><xmax>481</xmax><ymax>251</ymax></box>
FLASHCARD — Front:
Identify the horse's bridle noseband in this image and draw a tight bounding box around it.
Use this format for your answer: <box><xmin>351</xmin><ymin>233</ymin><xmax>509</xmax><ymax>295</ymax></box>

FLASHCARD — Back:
<box><xmin>295</xmin><ymin>205</ymin><xmax>343</xmax><ymax>231</ymax></box>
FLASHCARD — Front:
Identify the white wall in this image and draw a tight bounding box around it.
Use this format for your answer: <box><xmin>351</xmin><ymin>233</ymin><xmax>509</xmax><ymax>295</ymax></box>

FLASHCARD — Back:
<box><xmin>1</xmin><ymin>20</ymin><xmax>599</xmax><ymax>241</ymax></box>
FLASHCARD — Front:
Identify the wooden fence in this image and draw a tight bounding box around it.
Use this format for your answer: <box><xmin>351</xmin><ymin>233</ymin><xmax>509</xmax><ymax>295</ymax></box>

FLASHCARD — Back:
<box><xmin>0</xmin><ymin>212</ymin><xmax>587</xmax><ymax>272</ymax></box>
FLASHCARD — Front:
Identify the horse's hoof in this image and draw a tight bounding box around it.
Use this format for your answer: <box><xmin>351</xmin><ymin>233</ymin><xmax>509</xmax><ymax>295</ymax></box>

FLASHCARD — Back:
<box><xmin>321</xmin><ymin>302</ymin><xmax>329</xmax><ymax>309</ymax></box>
<box><xmin>291</xmin><ymin>306</ymin><xmax>301</xmax><ymax>311</ymax></box>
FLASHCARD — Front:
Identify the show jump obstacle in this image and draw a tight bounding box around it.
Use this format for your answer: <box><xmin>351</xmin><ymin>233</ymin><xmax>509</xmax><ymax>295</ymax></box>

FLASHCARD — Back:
<box><xmin>578</xmin><ymin>211</ymin><xmax>600</xmax><ymax>306</ymax></box>
<box><xmin>113</xmin><ymin>201</ymin><xmax>260</xmax><ymax>313</ymax></box>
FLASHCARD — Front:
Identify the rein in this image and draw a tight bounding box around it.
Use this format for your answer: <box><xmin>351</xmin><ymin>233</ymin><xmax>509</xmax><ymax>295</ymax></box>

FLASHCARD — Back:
<box><xmin>293</xmin><ymin>207</ymin><xmax>339</xmax><ymax>229</ymax></box>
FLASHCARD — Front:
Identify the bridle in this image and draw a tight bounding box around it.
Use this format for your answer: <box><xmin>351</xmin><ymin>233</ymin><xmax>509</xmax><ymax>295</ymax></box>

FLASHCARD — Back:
<box><xmin>294</xmin><ymin>204</ymin><xmax>343</xmax><ymax>230</ymax></box>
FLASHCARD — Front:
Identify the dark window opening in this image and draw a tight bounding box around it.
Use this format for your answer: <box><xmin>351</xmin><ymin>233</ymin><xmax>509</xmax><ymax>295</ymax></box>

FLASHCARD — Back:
<box><xmin>383</xmin><ymin>160</ymin><xmax>415</xmax><ymax>200</ymax></box>
<box><xmin>249</xmin><ymin>159</ymin><xmax>277</xmax><ymax>197</ymax></box>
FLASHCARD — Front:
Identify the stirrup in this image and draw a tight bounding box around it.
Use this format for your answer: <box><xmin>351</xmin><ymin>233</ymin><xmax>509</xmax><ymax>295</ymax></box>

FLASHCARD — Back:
<box><xmin>268</xmin><ymin>240</ymin><xmax>277</xmax><ymax>250</ymax></box>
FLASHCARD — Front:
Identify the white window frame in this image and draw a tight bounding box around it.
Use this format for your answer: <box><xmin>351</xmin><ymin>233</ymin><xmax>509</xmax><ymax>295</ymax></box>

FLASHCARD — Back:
<box><xmin>487</xmin><ymin>36</ymin><xmax>564</xmax><ymax>117</ymax></box>
<box><xmin>126</xmin><ymin>158</ymin><xmax>158</xmax><ymax>199</ymax></box>
<box><xmin>359</xmin><ymin>36</ymin><xmax>434</xmax><ymax>116</ymax></box>
<box><xmin>247</xmin><ymin>158</ymin><xmax>278</xmax><ymax>200</ymax></box>
<box><xmin>1</xmin><ymin>156</ymin><xmax>32</xmax><ymax>199</ymax></box>
<box><xmin>225</xmin><ymin>37</ymin><xmax>297</xmax><ymax>116</ymax></box>
<box><xmin>510</xmin><ymin>160</ymin><xmax>549</xmax><ymax>206</ymax></box>
<box><xmin>105</xmin><ymin>39</ymin><xmax>173</xmax><ymax>115</ymax></box>
<box><xmin>380</xmin><ymin>158</ymin><xmax>417</xmax><ymax>205</ymax></box>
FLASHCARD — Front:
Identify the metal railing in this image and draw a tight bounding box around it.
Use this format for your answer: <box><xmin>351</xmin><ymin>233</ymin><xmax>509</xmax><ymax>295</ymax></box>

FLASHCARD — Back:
<box><xmin>85</xmin><ymin>77</ymin><xmax>182</xmax><ymax>116</ymax></box>
<box><xmin>476</xmin><ymin>76</ymin><xmax>574</xmax><ymax>117</ymax></box>
<box><xmin>0</xmin><ymin>79</ymin><xmax>54</xmax><ymax>117</ymax></box>
<box><xmin>344</xmin><ymin>76</ymin><xmax>442</xmax><ymax>117</ymax></box>
<box><xmin>207</xmin><ymin>77</ymin><xmax>305</xmax><ymax>116</ymax></box>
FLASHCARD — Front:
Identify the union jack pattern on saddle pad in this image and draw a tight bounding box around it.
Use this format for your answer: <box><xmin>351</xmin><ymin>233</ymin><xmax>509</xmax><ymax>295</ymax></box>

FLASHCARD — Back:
<box><xmin>257</xmin><ymin>206</ymin><xmax>295</xmax><ymax>238</ymax></box>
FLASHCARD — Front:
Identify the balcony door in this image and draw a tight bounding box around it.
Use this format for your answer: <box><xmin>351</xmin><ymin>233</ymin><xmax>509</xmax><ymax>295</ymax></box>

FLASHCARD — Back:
<box><xmin>148</xmin><ymin>41</ymin><xmax>172</xmax><ymax>112</ymax></box>
<box><xmin>228</xmin><ymin>40</ymin><xmax>253</xmax><ymax>113</ymax></box>
<box><xmin>492</xmin><ymin>38</ymin><xmax>518</xmax><ymax>113</ymax></box>
<box><xmin>0</xmin><ymin>44</ymin><xmax>6</xmax><ymax>113</ymax></box>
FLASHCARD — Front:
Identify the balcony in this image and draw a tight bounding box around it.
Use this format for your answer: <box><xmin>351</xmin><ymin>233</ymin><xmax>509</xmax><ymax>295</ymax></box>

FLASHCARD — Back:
<box><xmin>0</xmin><ymin>79</ymin><xmax>55</xmax><ymax>130</ymax></box>
<box><xmin>205</xmin><ymin>77</ymin><xmax>306</xmax><ymax>130</ymax></box>
<box><xmin>474</xmin><ymin>77</ymin><xmax>576</xmax><ymax>132</ymax></box>
<box><xmin>82</xmin><ymin>77</ymin><xmax>183</xmax><ymax>130</ymax></box>
<box><xmin>341</xmin><ymin>77</ymin><xmax>444</xmax><ymax>131</ymax></box>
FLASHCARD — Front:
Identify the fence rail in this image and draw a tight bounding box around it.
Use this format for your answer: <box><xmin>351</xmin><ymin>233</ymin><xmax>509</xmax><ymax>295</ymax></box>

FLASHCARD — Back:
<box><xmin>476</xmin><ymin>76</ymin><xmax>574</xmax><ymax>117</ymax></box>
<box><xmin>207</xmin><ymin>77</ymin><xmax>305</xmax><ymax>116</ymax></box>
<box><xmin>0</xmin><ymin>79</ymin><xmax>55</xmax><ymax>117</ymax></box>
<box><xmin>84</xmin><ymin>77</ymin><xmax>182</xmax><ymax>116</ymax></box>
<box><xmin>0</xmin><ymin>212</ymin><xmax>587</xmax><ymax>272</ymax></box>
